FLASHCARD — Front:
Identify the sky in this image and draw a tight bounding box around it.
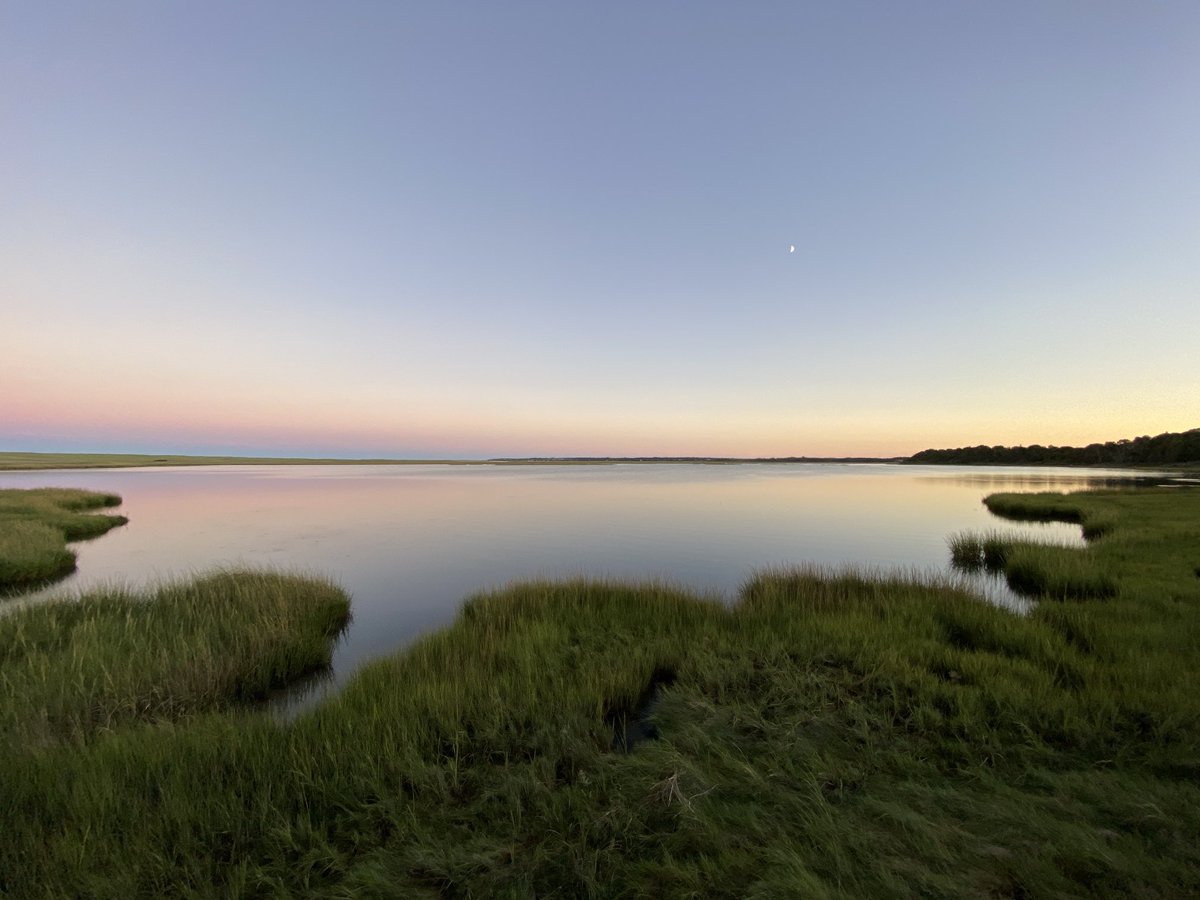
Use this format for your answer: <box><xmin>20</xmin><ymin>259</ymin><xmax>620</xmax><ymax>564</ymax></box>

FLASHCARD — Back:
<box><xmin>2</xmin><ymin>2</ymin><xmax>1197</xmax><ymax>459</ymax></box>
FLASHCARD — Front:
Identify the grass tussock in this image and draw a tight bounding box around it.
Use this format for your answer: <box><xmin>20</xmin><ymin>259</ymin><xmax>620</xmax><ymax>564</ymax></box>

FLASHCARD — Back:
<box><xmin>1</xmin><ymin>489</ymin><xmax>1198</xmax><ymax>896</ymax></box>
<box><xmin>949</xmin><ymin>530</ymin><xmax>1115</xmax><ymax>599</ymax></box>
<box><xmin>1003</xmin><ymin>543</ymin><xmax>1117</xmax><ymax>599</ymax></box>
<box><xmin>0</xmin><ymin>570</ymin><xmax>350</xmax><ymax>746</ymax></box>
<box><xmin>0</xmin><ymin>488</ymin><xmax>127</xmax><ymax>591</ymax></box>
<box><xmin>984</xmin><ymin>490</ymin><xmax>1117</xmax><ymax>539</ymax></box>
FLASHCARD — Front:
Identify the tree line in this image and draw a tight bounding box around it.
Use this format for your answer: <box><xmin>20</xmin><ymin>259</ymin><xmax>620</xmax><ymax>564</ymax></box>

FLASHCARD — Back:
<box><xmin>907</xmin><ymin>428</ymin><xmax>1200</xmax><ymax>466</ymax></box>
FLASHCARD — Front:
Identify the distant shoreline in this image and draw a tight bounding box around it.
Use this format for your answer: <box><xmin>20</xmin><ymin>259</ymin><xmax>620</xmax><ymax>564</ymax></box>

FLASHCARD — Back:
<box><xmin>2</xmin><ymin>427</ymin><xmax>1194</xmax><ymax>471</ymax></box>
<box><xmin>0</xmin><ymin>451</ymin><xmax>907</xmax><ymax>472</ymax></box>
<box><xmin>1</xmin><ymin>449</ymin><xmax>1193</xmax><ymax>473</ymax></box>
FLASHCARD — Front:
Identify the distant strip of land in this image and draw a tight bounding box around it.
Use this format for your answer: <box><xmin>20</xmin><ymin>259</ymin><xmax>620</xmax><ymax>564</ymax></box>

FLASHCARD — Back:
<box><xmin>2</xmin><ymin>426</ymin><xmax>1196</xmax><ymax>471</ymax></box>
<box><xmin>0</xmin><ymin>452</ymin><xmax>904</xmax><ymax>471</ymax></box>
<box><xmin>0</xmin><ymin>452</ymin><xmax>481</xmax><ymax>471</ymax></box>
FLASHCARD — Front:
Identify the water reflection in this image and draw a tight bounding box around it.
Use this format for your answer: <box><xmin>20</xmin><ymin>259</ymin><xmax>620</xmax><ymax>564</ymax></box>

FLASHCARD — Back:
<box><xmin>0</xmin><ymin>463</ymin><xmax>1120</xmax><ymax>691</ymax></box>
<box><xmin>955</xmin><ymin>571</ymin><xmax>1036</xmax><ymax>615</ymax></box>
<box><xmin>917</xmin><ymin>471</ymin><xmax>1175</xmax><ymax>490</ymax></box>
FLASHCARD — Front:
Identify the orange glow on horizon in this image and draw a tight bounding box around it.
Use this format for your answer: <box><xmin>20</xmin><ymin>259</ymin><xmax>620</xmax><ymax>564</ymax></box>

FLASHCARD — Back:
<box><xmin>4</xmin><ymin>336</ymin><xmax>1193</xmax><ymax>459</ymax></box>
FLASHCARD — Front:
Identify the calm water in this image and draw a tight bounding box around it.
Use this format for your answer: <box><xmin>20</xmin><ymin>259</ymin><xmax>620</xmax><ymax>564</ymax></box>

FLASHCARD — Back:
<box><xmin>0</xmin><ymin>463</ymin><xmax>1156</xmax><ymax>696</ymax></box>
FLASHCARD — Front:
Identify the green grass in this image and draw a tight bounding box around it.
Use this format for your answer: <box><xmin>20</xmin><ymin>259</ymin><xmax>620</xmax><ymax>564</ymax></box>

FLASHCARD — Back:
<box><xmin>1</xmin><ymin>488</ymin><xmax>1198</xmax><ymax>896</ymax></box>
<box><xmin>1002</xmin><ymin>543</ymin><xmax>1117</xmax><ymax>599</ymax></box>
<box><xmin>0</xmin><ymin>488</ymin><xmax>127</xmax><ymax>591</ymax></box>
<box><xmin>947</xmin><ymin>529</ymin><xmax>1015</xmax><ymax>571</ymax></box>
<box><xmin>948</xmin><ymin>530</ymin><xmax>1116</xmax><ymax>599</ymax></box>
<box><xmin>984</xmin><ymin>490</ymin><xmax>1118</xmax><ymax>539</ymax></box>
<box><xmin>0</xmin><ymin>570</ymin><xmax>351</xmax><ymax>747</ymax></box>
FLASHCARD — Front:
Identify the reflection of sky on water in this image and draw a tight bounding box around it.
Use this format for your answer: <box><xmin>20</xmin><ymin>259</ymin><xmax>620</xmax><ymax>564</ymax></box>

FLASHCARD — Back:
<box><xmin>917</xmin><ymin>470</ymin><xmax>1175</xmax><ymax>490</ymax></box>
<box><xmin>0</xmin><ymin>463</ymin><xmax>1166</xmax><ymax>696</ymax></box>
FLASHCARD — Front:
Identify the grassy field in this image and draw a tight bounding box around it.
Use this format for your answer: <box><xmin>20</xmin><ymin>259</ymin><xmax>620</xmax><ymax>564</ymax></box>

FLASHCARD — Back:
<box><xmin>0</xmin><ymin>487</ymin><xmax>127</xmax><ymax>591</ymax></box>
<box><xmin>1</xmin><ymin>487</ymin><xmax>1197</xmax><ymax>896</ymax></box>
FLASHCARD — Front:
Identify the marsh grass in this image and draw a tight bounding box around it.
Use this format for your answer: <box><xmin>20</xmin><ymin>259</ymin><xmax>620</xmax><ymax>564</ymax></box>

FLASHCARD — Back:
<box><xmin>0</xmin><ymin>569</ymin><xmax>350</xmax><ymax>746</ymax></box>
<box><xmin>0</xmin><ymin>521</ymin><xmax>76</xmax><ymax>590</ymax></box>
<box><xmin>1</xmin><ymin>489</ymin><xmax>1198</xmax><ymax>896</ymax></box>
<box><xmin>949</xmin><ymin>528</ymin><xmax>1115</xmax><ymax>599</ymax></box>
<box><xmin>1003</xmin><ymin>543</ymin><xmax>1117</xmax><ymax>599</ymax></box>
<box><xmin>947</xmin><ymin>529</ymin><xmax>1017</xmax><ymax>571</ymax></box>
<box><xmin>984</xmin><ymin>491</ymin><xmax>1117</xmax><ymax>539</ymax></box>
<box><xmin>0</xmin><ymin>488</ymin><xmax>127</xmax><ymax>591</ymax></box>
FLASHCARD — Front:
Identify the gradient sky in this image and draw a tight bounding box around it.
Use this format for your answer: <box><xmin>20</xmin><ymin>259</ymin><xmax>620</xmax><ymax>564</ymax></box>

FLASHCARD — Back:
<box><xmin>3</xmin><ymin>2</ymin><xmax>1197</xmax><ymax>458</ymax></box>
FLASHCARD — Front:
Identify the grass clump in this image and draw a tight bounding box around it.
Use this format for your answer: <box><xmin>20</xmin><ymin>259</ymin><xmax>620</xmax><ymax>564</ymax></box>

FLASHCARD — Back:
<box><xmin>1003</xmin><ymin>543</ymin><xmax>1117</xmax><ymax>599</ymax></box>
<box><xmin>947</xmin><ymin>529</ymin><xmax>1013</xmax><ymax>571</ymax></box>
<box><xmin>984</xmin><ymin>491</ymin><xmax>1116</xmax><ymax>539</ymax></box>
<box><xmin>945</xmin><ymin>489</ymin><xmax>1132</xmax><ymax>602</ymax></box>
<box><xmin>0</xmin><ymin>488</ymin><xmax>1198</xmax><ymax>896</ymax></box>
<box><xmin>0</xmin><ymin>570</ymin><xmax>351</xmax><ymax>746</ymax></box>
<box><xmin>0</xmin><ymin>521</ymin><xmax>76</xmax><ymax>588</ymax></box>
<box><xmin>949</xmin><ymin>528</ymin><xmax>1115</xmax><ymax>599</ymax></box>
<box><xmin>0</xmin><ymin>488</ymin><xmax>127</xmax><ymax>591</ymax></box>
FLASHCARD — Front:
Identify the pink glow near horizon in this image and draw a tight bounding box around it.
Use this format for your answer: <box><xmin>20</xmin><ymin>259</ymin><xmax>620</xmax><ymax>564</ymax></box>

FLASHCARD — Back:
<box><xmin>3</xmin><ymin>6</ymin><xmax>1198</xmax><ymax>458</ymax></box>
<box><xmin>4</xmin><ymin>308</ymin><xmax>1195</xmax><ymax>457</ymax></box>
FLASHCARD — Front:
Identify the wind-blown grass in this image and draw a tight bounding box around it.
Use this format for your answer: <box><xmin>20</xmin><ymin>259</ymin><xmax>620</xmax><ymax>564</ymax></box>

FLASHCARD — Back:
<box><xmin>1</xmin><ymin>489</ymin><xmax>1198</xmax><ymax>896</ymax></box>
<box><xmin>0</xmin><ymin>488</ymin><xmax>127</xmax><ymax>591</ymax></box>
<box><xmin>0</xmin><ymin>570</ymin><xmax>351</xmax><ymax>746</ymax></box>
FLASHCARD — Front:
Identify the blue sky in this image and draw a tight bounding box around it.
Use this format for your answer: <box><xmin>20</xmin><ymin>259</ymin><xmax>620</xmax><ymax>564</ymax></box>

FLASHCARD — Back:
<box><xmin>3</xmin><ymin>2</ymin><xmax>1197</xmax><ymax>457</ymax></box>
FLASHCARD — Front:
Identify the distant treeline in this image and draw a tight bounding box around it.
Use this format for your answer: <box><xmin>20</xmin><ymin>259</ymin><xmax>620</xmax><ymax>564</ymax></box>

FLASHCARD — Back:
<box><xmin>490</xmin><ymin>456</ymin><xmax>905</xmax><ymax>464</ymax></box>
<box><xmin>907</xmin><ymin>428</ymin><xmax>1200</xmax><ymax>467</ymax></box>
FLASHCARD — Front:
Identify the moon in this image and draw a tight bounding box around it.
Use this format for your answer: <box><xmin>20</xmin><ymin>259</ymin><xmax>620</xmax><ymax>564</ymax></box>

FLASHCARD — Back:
<box><xmin>788</xmin><ymin>244</ymin><xmax>796</xmax><ymax>254</ymax></box>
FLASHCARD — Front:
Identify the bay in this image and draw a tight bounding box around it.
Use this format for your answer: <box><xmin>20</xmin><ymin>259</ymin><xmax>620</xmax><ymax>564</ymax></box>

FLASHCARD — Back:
<box><xmin>0</xmin><ymin>463</ymin><xmax>1156</xmax><ymax>700</ymax></box>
